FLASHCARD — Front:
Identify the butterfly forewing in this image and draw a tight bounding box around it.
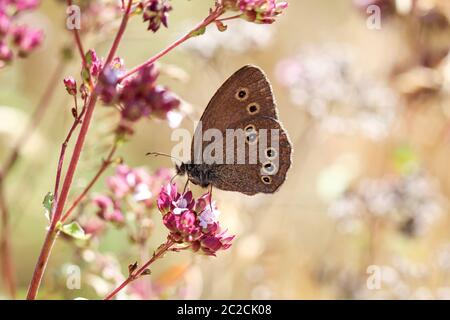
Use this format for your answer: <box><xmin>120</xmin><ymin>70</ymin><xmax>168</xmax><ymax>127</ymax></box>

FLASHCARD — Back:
<box><xmin>189</xmin><ymin>65</ymin><xmax>292</xmax><ymax>195</ymax></box>
<box><xmin>191</xmin><ymin>65</ymin><xmax>278</xmax><ymax>162</ymax></box>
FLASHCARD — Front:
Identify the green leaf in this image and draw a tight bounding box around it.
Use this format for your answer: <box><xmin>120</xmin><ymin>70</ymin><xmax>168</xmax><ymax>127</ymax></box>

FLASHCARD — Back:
<box><xmin>59</xmin><ymin>222</ymin><xmax>90</xmax><ymax>241</ymax></box>
<box><xmin>190</xmin><ymin>26</ymin><xmax>206</xmax><ymax>37</ymax></box>
<box><xmin>81</xmin><ymin>68</ymin><xmax>90</xmax><ymax>84</ymax></box>
<box><xmin>43</xmin><ymin>192</ymin><xmax>54</xmax><ymax>222</ymax></box>
<box><xmin>393</xmin><ymin>145</ymin><xmax>419</xmax><ymax>175</ymax></box>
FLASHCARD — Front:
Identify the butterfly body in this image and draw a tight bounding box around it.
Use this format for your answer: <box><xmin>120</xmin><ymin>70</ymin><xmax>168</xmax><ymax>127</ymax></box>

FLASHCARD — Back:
<box><xmin>180</xmin><ymin>65</ymin><xmax>292</xmax><ymax>196</ymax></box>
<box><xmin>176</xmin><ymin>162</ymin><xmax>216</xmax><ymax>188</ymax></box>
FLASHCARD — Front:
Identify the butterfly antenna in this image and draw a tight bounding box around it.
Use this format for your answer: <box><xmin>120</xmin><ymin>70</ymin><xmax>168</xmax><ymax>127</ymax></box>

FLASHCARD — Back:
<box><xmin>170</xmin><ymin>173</ymin><xmax>180</xmax><ymax>184</ymax></box>
<box><xmin>183</xmin><ymin>179</ymin><xmax>190</xmax><ymax>193</ymax></box>
<box><xmin>146</xmin><ymin>152</ymin><xmax>183</xmax><ymax>164</ymax></box>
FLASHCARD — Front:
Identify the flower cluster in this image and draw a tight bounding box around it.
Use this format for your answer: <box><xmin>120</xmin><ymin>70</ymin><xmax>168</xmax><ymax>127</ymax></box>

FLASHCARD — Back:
<box><xmin>223</xmin><ymin>0</ymin><xmax>288</xmax><ymax>24</ymax></box>
<box><xmin>354</xmin><ymin>0</ymin><xmax>450</xmax><ymax>68</ymax></box>
<box><xmin>158</xmin><ymin>184</ymin><xmax>235</xmax><ymax>256</ymax></box>
<box><xmin>0</xmin><ymin>0</ymin><xmax>43</xmax><ymax>67</ymax></box>
<box><xmin>94</xmin><ymin>165</ymin><xmax>172</xmax><ymax>217</ymax></box>
<box><xmin>87</xmin><ymin>165</ymin><xmax>172</xmax><ymax>240</ymax></box>
<box><xmin>65</xmin><ymin>49</ymin><xmax>181</xmax><ymax>130</ymax></box>
<box><xmin>118</xmin><ymin>65</ymin><xmax>180</xmax><ymax>122</ymax></box>
<box><xmin>276</xmin><ymin>45</ymin><xmax>399</xmax><ymax>140</ymax></box>
<box><xmin>328</xmin><ymin>171</ymin><xmax>443</xmax><ymax>237</ymax></box>
<box><xmin>139</xmin><ymin>0</ymin><xmax>172</xmax><ymax>33</ymax></box>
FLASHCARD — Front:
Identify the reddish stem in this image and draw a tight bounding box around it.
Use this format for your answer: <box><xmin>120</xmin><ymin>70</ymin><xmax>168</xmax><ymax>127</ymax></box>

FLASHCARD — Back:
<box><xmin>53</xmin><ymin>105</ymin><xmax>87</xmax><ymax>203</ymax></box>
<box><xmin>119</xmin><ymin>6</ymin><xmax>225</xmax><ymax>81</ymax></box>
<box><xmin>67</xmin><ymin>0</ymin><xmax>86</xmax><ymax>66</ymax></box>
<box><xmin>26</xmin><ymin>1</ymin><xmax>133</xmax><ymax>300</ymax></box>
<box><xmin>216</xmin><ymin>14</ymin><xmax>242</xmax><ymax>22</ymax></box>
<box><xmin>27</xmin><ymin>1</ymin><xmax>222</xmax><ymax>300</ymax></box>
<box><xmin>106</xmin><ymin>0</ymin><xmax>133</xmax><ymax>65</ymax></box>
<box><xmin>104</xmin><ymin>239</ymin><xmax>175</xmax><ymax>300</ymax></box>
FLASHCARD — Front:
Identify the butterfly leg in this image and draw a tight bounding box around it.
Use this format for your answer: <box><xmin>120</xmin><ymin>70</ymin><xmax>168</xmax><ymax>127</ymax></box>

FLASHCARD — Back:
<box><xmin>182</xmin><ymin>179</ymin><xmax>190</xmax><ymax>193</ymax></box>
<box><xmin>209</xmin><ymin>184</ymin><xmax>213</xmax><ymax>211</ymax></box>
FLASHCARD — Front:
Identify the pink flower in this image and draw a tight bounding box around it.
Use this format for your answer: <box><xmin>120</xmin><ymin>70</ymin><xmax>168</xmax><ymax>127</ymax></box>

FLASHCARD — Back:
<box><xmin>63</xmin><ymin>77</ymin><xmax>77</xmax><ymax>96</ymax></box>
<box><xmin>93</xmin><ymin>195</ymin><xmax>124</xmax><ymax>224</ymax></box>
<box><xmin>107</xmin><ymin>174</ymin><xmax>130</xmax><ymax>198</ymax></box>
<box><xmin>157</xmin><ymin>183</ymin><xmax>178</xmax><ymax>214</ymax></box>
<box><xmin>0</xmin><ymin>12</ymin><xmax>11</xmax><ymax>36</ymax></box>
<box><xmin>141</xmin><ymin>0</ymin><xmax>172</xmax><ymax>33</ymax></box>
<box><xmin>0</xmin><ymin>0</ymin><xmax>42</xmax><ymax>66</ymax></box>
<box><xmin>199</xmin><ymin>231</ymin><xmax>235</xmax><ymax>256</ymax></box>
<box><xmin>15</xmin><ymin>0</ymin><xmax>40</xmax><ymax>11</ymax></box>
<box><xmin>157</xmin><ymin>183</ymin><xmax>235</xmax><ymax>256</ymax></box>
<box><xmin>172</xmin><ymin>191</ymin><xmax>195</xmax><ymax>215</ymax></box>
<box><xmin>12</xmin><ymin>25</ymin><xmax>43</xmax><ymax>56</ymax></box>
<box><xmin>81</xmin><ymin>217</ymin><xmax>106</xmax><ymax>236</ymax></box>
<box><xmin>163</xmin><ymin>210</ymin><xmax>201</xmax><ymax>242</ymax></box>
<box><xmin>224</xmin><ymin>0</ymin><xmax>288</xmax><ymax>24</ymax></box>
<box><xmin>119</xmin><ymin>65</ymin><xmax>181</xmax><ymax>122</ymax></box>
<box><xmin>0</xmin><ymin>41</ymin><xmax>13</xmax><ymax>63</ymax></box>
<box><xmin>196</xmin><ymin>194</ymin><xmax>220</xmax><ymax>229</ymax></box>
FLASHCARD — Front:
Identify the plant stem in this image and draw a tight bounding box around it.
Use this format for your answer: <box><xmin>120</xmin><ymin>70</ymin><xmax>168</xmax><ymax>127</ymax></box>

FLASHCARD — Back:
<box><xmin>26</xmin><ymin>1</ymin><xmax>133</xmax><ymax>300</ymax></box>
<box><xmin>119</xmin><ymin>6</ymin><xmax>225</xmax><ymax>82</ymax></box>
<box><xmin>61</xmin><ymin>143</ymin><xmax>118</xmax><ymax>223</ymax></box>
<box><xmin>106</xmin><ymin>0</ymin><xmax>133</xmax><ymax>65</ymax></box>
<box><xmin>53</xmin><ymin>104</ymin><xmax>87</xmax><ymax>203</ymax></box>
<box><xmin>67</xmin><ymin>0</ymin><xmax>86</xmax><ymax>66</ymax></box>
<box><xmin>104</xmin><ymin>239</ymin><xmax>175</xmax><ymax>300</ymax></box>
<box><xmin>27</xmin><ymin>1</ymin><xmax>222</xmax><ymax>300</ymax></box>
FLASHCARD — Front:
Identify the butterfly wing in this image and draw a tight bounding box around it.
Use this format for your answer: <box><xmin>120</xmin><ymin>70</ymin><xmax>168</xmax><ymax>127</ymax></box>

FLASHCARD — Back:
<box><xmin>191</xmin><ymin>65</ymin><xmax>277</xmax><ymax>162</ymax></box>
<box><xmin>211</xmin><ymin>117</ymin><xmax>292</xmax><ymax>195</ymax></box>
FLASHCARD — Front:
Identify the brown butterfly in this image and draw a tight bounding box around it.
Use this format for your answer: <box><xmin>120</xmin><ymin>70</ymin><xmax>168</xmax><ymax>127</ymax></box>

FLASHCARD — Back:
<box><xmin>174</xmin><ymin>65</ymin><xmax>292</xmax><ymax>196</ymax></box>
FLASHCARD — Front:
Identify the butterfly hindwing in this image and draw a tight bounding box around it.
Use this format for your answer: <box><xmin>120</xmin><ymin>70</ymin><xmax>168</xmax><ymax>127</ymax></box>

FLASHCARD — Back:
<box><xmin>211</xmin><ymin>117</ymin><xmax>292</xmax><ymax>195</ymax></box>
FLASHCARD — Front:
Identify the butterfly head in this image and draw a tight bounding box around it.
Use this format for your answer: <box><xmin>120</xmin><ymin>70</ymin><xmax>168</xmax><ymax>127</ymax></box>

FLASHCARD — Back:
<box><xmin>176</xmin><ymin>162</ymin><xmax>214</xmax><ymax>189</ymax></box>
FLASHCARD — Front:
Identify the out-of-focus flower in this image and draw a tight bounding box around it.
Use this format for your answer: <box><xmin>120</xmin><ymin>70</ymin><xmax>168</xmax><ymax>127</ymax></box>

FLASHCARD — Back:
<box><xmin>0</xmin><ymin>0</ymin><xmax>43</xmax><ymax>66</ymax></box>
<box><xmin>75</xmin><ymin>0</ymin><xmax>122</xmax><ymax>33</ymax></box>
<box><xmin>11</xmin><ymin>25</ymin><xmax>43</xmax><ymax>56</ymax></box>
<box><xmin>277</xmin><ymin>45</ymin><xmax>399</xmax><ymax>140</ymax></box>
<box><xmin>15</xmin><ymin>0</ymin><xmax>40</xmax><ymax>11</ymax></box>
<box><xmin>328</xmin><ymin>170</ymin><xmax>444</xmax><ymax>237</ymax></box>
<box><xmin>93</xmin><ymin>195</ymin><xmax>125</xmax><ymax>224</ymax></box>
<box><xmin>141</xmin><ymin>0</ymin><xmax>172</xmax><ymax>32</ymax></box>
<box><xmin>119</xmin><ymin>65</ymin><xmax>181</xmax><ymax>122</ymax></box>
<box><xmin>89</xmin><ymin>165</ymin><xmax>172</xmax><ymax>245</ymax></box>
<box><xmin>0</xmin><ymin>41</ymin><xmax>12</xmax><ymax>62</ymax></box>
<box><xmin>353</xmin><ymin>0</ymin><xmax>397</xmax><ymax>17</ymax></box>
<box><xmin>158</xmin><ymin>183</ymin><xmax>235</xmax><ymax>256</ymax></box>
<box><xmin>223</xmin><ymin>0</ymin><xmax>288</xmax><ymax>24</ymax></box>
<box><xmin>184</xmin><ymin>20</ymin><xmax>274</xmax><ymax>59</ymax></box>
<box><xmin>354</xmin><ymin>0</ymin><xmax>450</xmax><ymax>67</ymax></box>
<box><xmin>97</xmin><ymin>57</ymin><xmax>125</xmax><ymax>104</ymax></box>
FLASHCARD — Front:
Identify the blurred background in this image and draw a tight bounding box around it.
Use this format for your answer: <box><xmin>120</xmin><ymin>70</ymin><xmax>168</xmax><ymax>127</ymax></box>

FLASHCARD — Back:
<box><xmin>2</xmin><ymin>0</ymin><xmax>450</xmax><ymax>299</ymax></box>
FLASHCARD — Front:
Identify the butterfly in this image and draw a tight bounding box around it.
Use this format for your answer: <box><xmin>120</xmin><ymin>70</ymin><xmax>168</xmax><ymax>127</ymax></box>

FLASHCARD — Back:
<box><xmin>173</xmin><ymin>65</ymin><xmax>292</xmax><ymax>196</ymax></box>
